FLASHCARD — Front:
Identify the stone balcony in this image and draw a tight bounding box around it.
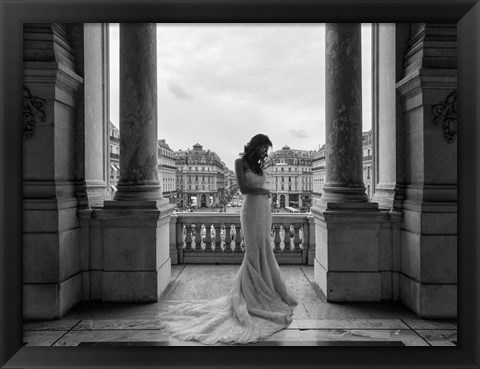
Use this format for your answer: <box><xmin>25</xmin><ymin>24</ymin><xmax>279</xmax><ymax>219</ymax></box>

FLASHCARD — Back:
<box><xmin>169</xmin><ymin>212</ymin><xmax>316</xmax><ymax>266</ymax></box>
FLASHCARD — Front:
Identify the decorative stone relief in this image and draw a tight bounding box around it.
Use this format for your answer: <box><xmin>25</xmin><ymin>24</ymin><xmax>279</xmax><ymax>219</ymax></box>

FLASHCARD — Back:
<box><xmin>23</xmin><ymin>86</ymin><xmax>46</xmax><ymax>138</ymax></box>
<box><xmin>432</xmin><ymin>90</ymin><xmax>457</xmax><ymax>143</ymax></box>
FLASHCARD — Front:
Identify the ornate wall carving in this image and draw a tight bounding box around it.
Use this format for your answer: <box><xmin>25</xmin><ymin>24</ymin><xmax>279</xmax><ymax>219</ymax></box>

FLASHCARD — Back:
<box><xmin>433</xmin><ymin>90</ymin><xmax>457</xmax><ymax>143</ymax></box>
<box><xmin>23</xmin><ymin>86</ymin><xmax>46</xmax><ymax>138</ymax></box>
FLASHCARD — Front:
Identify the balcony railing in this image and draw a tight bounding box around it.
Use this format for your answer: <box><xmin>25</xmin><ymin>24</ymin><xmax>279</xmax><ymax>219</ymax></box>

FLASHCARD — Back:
<box><xmin>169</xmin><ymin>212</ymin><xmax>315</xmax><ymax>265</ymax></box>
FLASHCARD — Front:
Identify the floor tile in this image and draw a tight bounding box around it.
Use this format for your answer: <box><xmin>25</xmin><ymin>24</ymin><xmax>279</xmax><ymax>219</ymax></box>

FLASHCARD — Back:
<box><xmin>403</xmin><ymin>319</ymin><xmax>457</xmax><ymax>330</ymax></box>
<box><xmin>73</xmin><ymin>319</ymin><xmax>164</xmax><ymax>330</ymax></box>
<box><xmin>288</xmin><ymin>319</ymin><xmax>409</xmax><ymax>330</ymax></box>
<box><xmin>171</xmin><ymin>265</ymin><xmax>185</xmax><ymax>280</ymax></box>
<box><xmin>281</xmin><ymin>266</ymin><xmax>324</xmax><ymax>303</ymax></box>
<box><xmin>291</xmin><ymin>302</ymin><xmax>310</xmax><ymax>319</ymax></box>
<box><xmin>415</xmin><ymin>329</ymin><xmax>457</xmax><ymax>346</ymax></box>
<box><xmin>303</xmin><ymin>301</ymin><xmax>419</xmax><ymax>320</ymax></box>
<box><xmin>162</xmin><ymin>265</ymin><xmax>237</xmax><ymax>301</ymax></box>
<box><xmin>23</xmin><ymin>319</ymin><xmax>81</xmax><ymax>331</ymax></box>
<box><xmin>267</xmin><ymin>329</ymin><xmax>429</xmax><ymax>346</ymax></box>
<box><xmin>53</xmin><ymin>329</ymin><xmax>172</xmax><ymax>346</ymax></box>
<box><xmin>23</xmin><ymin>330</ymin><xmax>68</xmax><ymax>346</ymax></box>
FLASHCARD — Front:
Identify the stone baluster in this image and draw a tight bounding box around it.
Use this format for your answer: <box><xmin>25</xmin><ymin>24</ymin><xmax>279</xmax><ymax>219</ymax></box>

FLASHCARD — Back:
<box><xmin>194</xmin><ymin>224</ymin><xmax>203</xmax><ymax>252</ymax></box>
<box><xmin>233</xmin><ymin>226</ymin><xmax>243</xmax><ymax>253</ymax></box>
<box><xmin>214</xmin><ymin>224</ymin><xmax>223</xmax><ymax>252</ymax></box>
<box><xmin>184</xmin><ymin>224</ymin><xmax>193</xmax><ymax>252</ymax></box>
<box><xmin>273</xmin><ymin>224</ymin><xmax>281</xmax><ymax>252</ymax></box>
<box><xmin>293</xmin><ymin>224</ymin><xmax>302</xmax><ymax>252</ymax></box>
<box><xmin>204</xmin><ymin>223</ymin><xmax>213</xmax><ymax>252</ymax></box>
<box><xmin>283</xmin><ymin>224</ymin><xmax>292</xmax><ymax>252</ymax></box>
<box><xmin>224</xmin><ymin>224</ymin><xmax>232</xmax><ymax>252</ymax></box>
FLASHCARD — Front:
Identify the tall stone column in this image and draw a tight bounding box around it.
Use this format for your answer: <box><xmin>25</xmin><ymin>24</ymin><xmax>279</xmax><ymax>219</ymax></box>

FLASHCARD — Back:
<box><xmin>312</xmin><ymin>24</ymin><xmax>383</xmax><ymax>302</ymax></box>
<box><xmin>98</xmin><ymin>23</ymin><xmax>174</xmax><ymax>302</ymax></box>
<box><xmin>115</xmin><ymin>23</ymin><xmax>162</xmax><ymax>201</ymax></box>
<box><xmin>321</xmin><ymin>23</ymin><xmax>368</xmax><ymax>205</ymax></box>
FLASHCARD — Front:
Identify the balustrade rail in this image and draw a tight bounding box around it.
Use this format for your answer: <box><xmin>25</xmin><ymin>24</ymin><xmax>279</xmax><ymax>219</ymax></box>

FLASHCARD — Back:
<box><xmin>170</xmin><ymin>212</ymin><xmax>315</xmax><ymax>265</ymax></box>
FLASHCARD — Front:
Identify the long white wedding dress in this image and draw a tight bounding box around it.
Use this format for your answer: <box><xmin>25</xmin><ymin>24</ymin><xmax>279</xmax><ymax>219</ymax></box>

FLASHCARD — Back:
<box><xmin>157</xmin><ymin>168</ymin><xmax>297</xmax><ymax>344</ymax></box>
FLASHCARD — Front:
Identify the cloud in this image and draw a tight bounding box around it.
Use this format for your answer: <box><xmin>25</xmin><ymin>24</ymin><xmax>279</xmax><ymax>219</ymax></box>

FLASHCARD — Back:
<box><xmin>289</xmin><ymin>128</ymin><xmax>308</xmax><ymax>138</ymax></box>
<box><xmin>166</xmin><ymin>80</ymin><xmax>193</xmax><ymax>100</ymax></box>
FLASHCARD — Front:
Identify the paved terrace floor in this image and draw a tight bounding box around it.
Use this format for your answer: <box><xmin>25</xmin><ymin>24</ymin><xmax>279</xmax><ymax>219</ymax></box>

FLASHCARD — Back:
<box><xmin>24</xmin><ymin>265</ymin><xmax>457</xmax><ymax>347</ymax></box>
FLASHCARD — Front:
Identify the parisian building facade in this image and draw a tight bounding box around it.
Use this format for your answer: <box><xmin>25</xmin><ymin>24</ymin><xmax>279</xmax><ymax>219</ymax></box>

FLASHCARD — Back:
<box><xmin>108</xmin><ymin>127</ymin><xmax>373</xmax><ymax>208</ymax></box>
<box><xmin>264</xmin><ymin>145</ymin><xmax>315</xmax><ymax>212</ymax></box>
<box><xmin>108</xmin><ymin>131</ymin><xmax>231</xmax><ymax>208</ymax></box>
<box><xmin>362</xmin><ymin>130</ymin><xmax>373</xmax><ymax>199</ymax></box>
<box><xmin>108</xmin><ymin>122</ymin><xmax>120</xmax><ymax>198</ymax></box>
<box><xmin>157</xmin><ymin>139</ymin><xmax>177</xmax><ymax>203</ymax></box>
<box><xmin>173</xmin><ymin>143</ymin><xmax>227</xmax><ymax>209</ymax></box>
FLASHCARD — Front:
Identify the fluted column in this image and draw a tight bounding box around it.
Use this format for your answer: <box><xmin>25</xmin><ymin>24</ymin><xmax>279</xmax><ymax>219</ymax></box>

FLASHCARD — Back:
<box><xmin>321</xmin><ymin>23</ymin><xmax>368</xmax><ymax>205</ymax></box>
<box><xmin>114</xmin><ymin>23</ymin><xmax>162</xmax><ymax>201</ymax></box>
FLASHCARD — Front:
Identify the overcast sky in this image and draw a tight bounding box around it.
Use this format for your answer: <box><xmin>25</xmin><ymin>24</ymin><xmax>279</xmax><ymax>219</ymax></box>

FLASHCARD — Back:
<box><xmin>109</xmin><ymin>24</ymin><xmax>371</xmax><ymax>170</ymax></box>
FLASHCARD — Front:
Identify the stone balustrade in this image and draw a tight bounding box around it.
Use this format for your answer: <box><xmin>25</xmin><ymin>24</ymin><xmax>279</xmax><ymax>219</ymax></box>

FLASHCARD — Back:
<box><xmin>170</xmin><ymin>213</ymin><xmax>315</xmax><ymax>265</ymax></box>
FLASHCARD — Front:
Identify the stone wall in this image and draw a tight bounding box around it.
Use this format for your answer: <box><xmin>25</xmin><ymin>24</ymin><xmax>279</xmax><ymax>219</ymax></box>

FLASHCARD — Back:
<box><xmin>23</xmin><ymin>24</ymin><xmax>84</xmax><ymax>319</ymax></box>
<box><xmin>396</xmin><ymin>24</ymin><xmax>457</xmax><ymax>318</ymax></box>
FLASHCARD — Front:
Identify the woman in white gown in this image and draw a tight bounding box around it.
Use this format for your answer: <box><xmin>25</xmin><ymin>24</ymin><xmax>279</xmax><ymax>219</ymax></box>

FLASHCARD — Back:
<box><xmin>157</xmin><ymin>134</ymin><xmax>297</xmax><ymax>344</ymax></box>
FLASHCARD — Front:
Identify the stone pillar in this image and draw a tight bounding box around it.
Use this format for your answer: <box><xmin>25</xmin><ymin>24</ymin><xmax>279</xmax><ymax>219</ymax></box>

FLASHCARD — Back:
<box><xmin>115</xmin><ymin>23</ymin><xmax>161</xmax><ymax>201</ymax></box>
<box><xmin>321</xmin><ymin>23</ymin><xmax>368</xmax><ymax>204</ymax></box>
<box><xmin>71</xmin><ymin>23</ymin><xmax>110</xmax><ymax>209</ymax></box>
<box><xmin>312</xmin><ymin>24</ymin><xmax>382</xmax><ymax>302</ymax></box>
<box><xmin>370</xmin><ymin>23</ymin><xmax>410</xmax><ymax>303</ymax></box>
<box><xmin>99</xmin><ymin>23</ymin><xmax>174</xmax><ymax>302</ymax></box>
<box><xmin>69</xmin><ymin>23</ymin><xmax>111</xmax><ymax>303</ymax></box>
<box><xmin>372</xmin><ymin>23</ymin><xmax>409</xmax><ymax>210</ymax></box>
<box><xmin>23</xmin><ymin>24</ymin><xmax>83</xmax><ymax>319</ymax></box>
<box><xmin>396</xmin><ymin>23</ymin><xmax>457</xmax><ymax>318</ymax></box>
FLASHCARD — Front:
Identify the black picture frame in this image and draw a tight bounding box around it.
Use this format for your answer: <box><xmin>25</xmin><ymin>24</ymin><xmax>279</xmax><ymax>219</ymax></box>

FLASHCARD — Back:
<box><xmin>1</xmin><ymin>1</ymin><xmax>479</xmax><ymax>368</ymax></box>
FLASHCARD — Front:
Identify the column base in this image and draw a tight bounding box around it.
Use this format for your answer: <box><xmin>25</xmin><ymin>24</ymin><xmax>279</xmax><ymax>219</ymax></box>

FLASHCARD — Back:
<box><xmin>400</xmin><ymin>274</ymin><xmax>457</xmax><ymax>318</ymax></box>
<box><xmin>320</xmin><ymin>185</ymin><xmax>369</xmax><ymax>205</ymax></box>
<box><xmin>314</xmin><ymin>259</ymin><xmax>382</xmax><ymax>301</ymax></box>
<box><xmin>24</xmin><ymin>274</ymin><xmax>82</xmax><ymax>320</ymax></box>
<box><xmin>96</xmin><ymin>201</ymin><xmax>174</xmax><ymax>302</ymax></box>
<box><xmin>113</xmin><ymin>184</ymin><xmax>164</xmax><ymax>201</ymax></box>
<box><xmin>312</xmin><ymin>201</ymin><xmax>383</xmax><ymax>302</ymax></box>
<box><xmin>372</xmin><ymin>184</ymin><xmax>406</xmax><ymax>210</ymax></box>
<box><xmin>101</xmin><ymin>260</ymin><xmax>171</xmax><ymax>302</ymax></box>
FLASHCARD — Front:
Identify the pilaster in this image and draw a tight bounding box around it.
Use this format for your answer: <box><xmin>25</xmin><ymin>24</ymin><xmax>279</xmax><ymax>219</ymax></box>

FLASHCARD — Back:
<box><xmin>23</xmin><ymin>23</ymin><xmax>83</xmax><ymax>319</ymax></box>
<box><xmin>396</xmin><ymin>23</ymin><xmax>457</xmax><ymax>318</ymax></box>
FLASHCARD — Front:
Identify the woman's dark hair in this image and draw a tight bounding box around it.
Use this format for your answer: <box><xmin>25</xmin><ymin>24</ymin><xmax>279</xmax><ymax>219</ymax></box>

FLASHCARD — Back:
<box><xmin>241</xmin><ymin>134</ymin><xmax>273</xmax><ymax>175</ymax></box>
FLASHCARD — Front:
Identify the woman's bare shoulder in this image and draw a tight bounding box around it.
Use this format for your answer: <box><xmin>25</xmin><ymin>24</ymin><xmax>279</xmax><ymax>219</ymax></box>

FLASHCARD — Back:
<box><xmin>235</xmin><ymin>157</ymin><xmax>248</xmax><ymax>169</ymax></box>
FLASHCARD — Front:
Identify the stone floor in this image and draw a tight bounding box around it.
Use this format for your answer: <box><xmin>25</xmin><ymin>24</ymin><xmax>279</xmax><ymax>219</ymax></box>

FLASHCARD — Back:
<box><xmin>23</xmin><ymin>265</ymin><xmax>457</xmax><ymax>346</ymax></box>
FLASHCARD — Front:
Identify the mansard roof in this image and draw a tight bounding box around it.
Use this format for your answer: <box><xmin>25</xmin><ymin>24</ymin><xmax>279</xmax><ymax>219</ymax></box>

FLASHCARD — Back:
<box><xmin>157</xmin><ymin>138</ymin><xmax>172</xmax><ymax>151</ymax></box>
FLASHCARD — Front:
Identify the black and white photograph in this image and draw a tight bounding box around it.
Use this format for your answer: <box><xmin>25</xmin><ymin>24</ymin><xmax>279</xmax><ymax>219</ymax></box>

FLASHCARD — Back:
<box><xmin>1</xmin><ymin>1</ymin><xmax>479</xmax><ymax>368</ymax></box>
<box><xmin>20</xmin><ymin>21</ymin><xmax>458</xmax><ymax>346</ymax></box>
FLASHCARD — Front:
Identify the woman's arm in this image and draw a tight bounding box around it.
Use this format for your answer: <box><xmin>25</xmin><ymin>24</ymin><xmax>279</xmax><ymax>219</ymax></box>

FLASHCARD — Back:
<box><xmin>234</xmin><ymin>158</ymin><xmax>270</xmax><ymax>197</ymax></box>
